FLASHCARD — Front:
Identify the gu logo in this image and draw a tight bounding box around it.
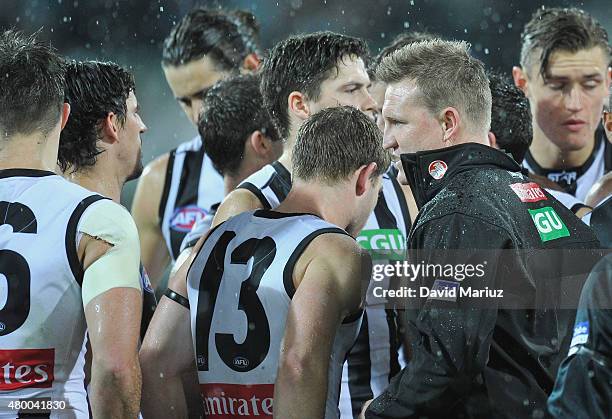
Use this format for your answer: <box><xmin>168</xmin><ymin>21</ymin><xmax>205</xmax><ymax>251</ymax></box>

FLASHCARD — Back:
<box><xmin>357</xmin><ymin>229</ymin><xmax>406</xmax><ymax>260</ymax></box>
<box><xmin>170</xmin><ymin>205</ymin><xmax>207</xmax><ymax>232</ymax></box>
<box><xmin>528</xmin><ymin>207</ymin><xmax>570</xmax><ymax>242</ymax></box>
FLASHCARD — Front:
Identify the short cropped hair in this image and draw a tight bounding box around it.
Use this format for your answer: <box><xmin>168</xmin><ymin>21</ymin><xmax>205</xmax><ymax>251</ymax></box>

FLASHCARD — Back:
<box><xmin>59</xmin><ymin>61</ymin><xmax>135</xmax><ymax>173</ymax></box>
<box><xmin>260</xmin><ymin>32</ymin><xmax>369</xmax><ymax>139</ymax></box>
<box><xmin>488</xmin><ymin>71</ymin><xmax>532</xmax><ymax>163</ymax></box>
<box><xmin>520</xmin><ymin>7</ymin><xmax>610</xmax><ymax>79</ymax></box>
<box><xmin>377</xmin><ymin>39</ymin><xmax>492</xmax><ymax>134</ymax></box>
<box><xmin>199</xmin><ymin>74</ymin><xmax>280</xmax><ymax>176</ymax></box>
<box><xmin>0</xmin><ymin>30</ymin><xmax>65</xmax><ymax>138</ymax></box>
<box><xmin>293</xmin><ymin>106</ymin><xmax>390</xmax><ymax>184</ymax></box>
<box><xmin>162</xmin><ymin>8</ymin><xmax>261</xmax><ymax>69</ymax></box>
<box><xmin>370</xmin><ymin>31</ymin><xmax>437</xmax><ymax>78</ymax></box>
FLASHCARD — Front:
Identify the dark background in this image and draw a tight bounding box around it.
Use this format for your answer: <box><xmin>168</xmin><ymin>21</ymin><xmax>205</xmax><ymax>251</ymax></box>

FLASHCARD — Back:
<box><xmin>1</xmin><ymin>0</ymin><xmax>610</xmax><ymax>205</ymax></box>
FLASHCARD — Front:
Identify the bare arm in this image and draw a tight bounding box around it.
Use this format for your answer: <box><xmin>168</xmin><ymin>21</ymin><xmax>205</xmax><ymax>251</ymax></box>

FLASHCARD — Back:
<box><xmin>140</xmin><ymin>239</ymin><xmax>204</xmax><ymax>419</ymax></box>
<box><xmin>85</xmin><ymin>287</ymin><xmax>143</xmax><ymax>418</ymax></box>
<box><xmin>79</xmin><ymin>201</ymin><xmax>144</xmax><ymax>418</ymax></box>
<box><xmin>132</xmin><ymin>154</ymin><xmax>171</xmax><ymax>286</ymax></box>
<box><xmin>211</xmin><ymin>188</ymin><xmax>264</xmax><ymax>227</ymax></box>
<box><xmin>274</xmin><ymin>234</ymin><xmax>372</xmax><ymax>418</ymax></box>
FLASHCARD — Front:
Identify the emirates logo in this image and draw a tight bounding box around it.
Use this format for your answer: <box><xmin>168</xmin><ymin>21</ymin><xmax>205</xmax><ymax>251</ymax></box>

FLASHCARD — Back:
<box><xmin>428</xmin><ymin>160</ymin><xmax>448</xmax><ymax>180</ymax></box>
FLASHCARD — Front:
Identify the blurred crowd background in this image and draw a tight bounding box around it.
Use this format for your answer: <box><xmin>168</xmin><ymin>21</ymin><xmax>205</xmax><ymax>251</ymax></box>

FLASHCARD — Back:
<box><xmin>1</xmin><ymin>0</ymin><xmax>610</xmax><ymax>206</ymax></box>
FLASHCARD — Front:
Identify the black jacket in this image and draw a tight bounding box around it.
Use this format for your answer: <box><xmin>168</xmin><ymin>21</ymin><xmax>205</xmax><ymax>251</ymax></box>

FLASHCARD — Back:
<box><xmin>366</xmin><ymin>143</ymin><xmax>602</xmax><ymax>419</ymax></box>
<box><xmin>548</xmin><ymin>255</ymin><xmax>612</xmax><ymax>418</ymax></box>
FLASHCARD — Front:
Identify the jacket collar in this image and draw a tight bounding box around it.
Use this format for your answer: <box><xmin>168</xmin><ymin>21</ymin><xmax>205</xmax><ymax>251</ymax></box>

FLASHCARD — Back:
<box><xmin>400</xmin><ymin>142</ymin><xmax>521</xmax><ymax>209</ymax></box>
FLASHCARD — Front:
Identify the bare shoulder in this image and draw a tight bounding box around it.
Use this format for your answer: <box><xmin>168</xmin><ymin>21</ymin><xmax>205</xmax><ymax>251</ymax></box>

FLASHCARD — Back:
<box><xmin>585</xmin><ymin>173</ymin><xmax>612</xmax><ymax>208</ymax></box>
<box><xmin>139</xmin><ymin>153</ymin><xmax>170</xmax><ymax>193</ymax></box>
<box><xmin>212</xmin><ymin>188</ymin><xmax>263</xmax><ymax>227</ymax></box>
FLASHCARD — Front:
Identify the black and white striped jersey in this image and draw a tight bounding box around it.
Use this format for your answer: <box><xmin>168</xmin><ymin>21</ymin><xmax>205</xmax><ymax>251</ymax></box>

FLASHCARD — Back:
<box><xmin>187</xmin><ymin>210</ymin><xmax>361</xmax><ymax>419</ymax></box>
<box><xmin>523</xmin><ymin>129</ymin><xmax>612</xmax><ymax>202</ymax></box>
<box><xmin>159</xmin><ymin>136</ymin><xmax>225</xmax><ymax>260</ymax></box>
<box><xmin>237</xmin><ymin>162</ymin><xmax>412</xmax><ymax>418</ymax></box>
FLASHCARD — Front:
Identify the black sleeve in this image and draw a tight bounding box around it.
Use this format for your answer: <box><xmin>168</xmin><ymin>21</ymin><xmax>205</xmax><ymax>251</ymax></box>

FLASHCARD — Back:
<box><xmin>366</xmin><ymin>213</ymin><xmax>509</xmax><ymax>418</ymax></box>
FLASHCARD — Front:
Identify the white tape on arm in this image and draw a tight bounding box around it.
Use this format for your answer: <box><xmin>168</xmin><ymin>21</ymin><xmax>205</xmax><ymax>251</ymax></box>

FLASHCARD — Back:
<box><xmin>79</xmin><ymin>200</ymin><xmax>142</xmax><ymax>307</ymax></box>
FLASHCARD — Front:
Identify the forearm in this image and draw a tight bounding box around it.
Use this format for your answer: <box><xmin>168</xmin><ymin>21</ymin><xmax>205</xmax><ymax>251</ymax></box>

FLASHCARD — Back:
<box><xmin>89</xmin><ymin>359</ymin><xmax>141</xmax><ymax>418</ymax></box>
<box><xmin>274</xmin><ymin>359</ymin><xmax>327</xmax><ymax>418</ymax></box>
<box><xmin>140</xmin><ymin>365</ymin><xmax>187</xmax><ymax>419</ymax></box>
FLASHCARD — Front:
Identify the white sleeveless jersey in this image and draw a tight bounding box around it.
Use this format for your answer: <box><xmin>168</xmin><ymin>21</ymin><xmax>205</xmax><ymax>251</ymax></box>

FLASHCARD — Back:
<box><xmin>187</xmin><ymin>210</ymin><xmax>362</xmax><ymax>419</ymax></box>
<box><xmin>0</xmin><ymin>169</ymin><xmax>104</xmax><ymax>418</ymax></box>
<box><xmin>238</xmin><ymin>163</ymin><xmax>411</xmax><ymax>418</ymax></box>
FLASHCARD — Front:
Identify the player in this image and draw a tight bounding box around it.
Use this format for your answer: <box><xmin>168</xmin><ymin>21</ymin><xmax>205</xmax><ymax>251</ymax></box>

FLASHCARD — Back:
<box><xmin>0</xmin><ymin>31</ymin><xmax>142</xmax><ymax>418</ymax></box>
<box><xmin>513</xmin><ymin>7</ymin><xmax>611</xmax><ymax>200</ymax></box>
<box><xmin>59</xmin><ymin>60</ymin><xmax>156</xmax><ymax>339</ymax></box>
<box><xmin>212</xmin><ymin>32</ymin><xmax>413</xmax><ymax>418</ymax></box>
<box><xmin>175</xmin><ymin>73</ymin><xmax>283</xmax><ymax>261</ymax></box>
<box><xmin>140</xmin><ymin>106</ymin><xmax>390</xmax><ymax>418</ymax></box>
<box><xmin>131</xmin><ymin>7</ymin><xmax>262</xmax><ymax>287</ymax></box>
<box><xmin>487</xmin><ymin>71</ymin><xmax>593</xmax><ymax>216</ymax></box>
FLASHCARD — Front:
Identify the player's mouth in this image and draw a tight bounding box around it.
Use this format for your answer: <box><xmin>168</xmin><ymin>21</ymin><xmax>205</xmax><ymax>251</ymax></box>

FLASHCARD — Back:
<box><xmin>562</xmin><ymin>118</ymin><xmax>586</xmax><ymax>132</ymax></box>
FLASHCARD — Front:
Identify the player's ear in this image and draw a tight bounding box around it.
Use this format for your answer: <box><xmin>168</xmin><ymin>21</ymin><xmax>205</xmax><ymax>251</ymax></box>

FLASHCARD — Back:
<box><xmin>603</xmin><ymin>111</ymin><xmax>612</xmax><ymax>139</ymax></box>
<box><xmin>355</xmin><ymin>162</ymin><xmax>378</xmax><ymax>197</ymax></box>
<box><xmin>101</xmin><ymin>112</ymin><xmax>120</xmax><ymax>144</ymax></box>
<box><xmin>241</xmin><ymin>53</ymin><xmax>261</xmax><ymax>72</ymax></box>
<box><xmin>288</xmin><ymin>91</ymin><xmax>311</xmax><ymax>122</ymax></box>
<box><xmin>512</xmin><ymin>66</ymin><xmax>529</xmax><ymax>95</ymax></box>
<box><xmin>60</xmin><ymin>102</ymin><xmax>71</xmax><ymax>130</ymax></box>
<box><xmin>488</xmin><ymin>131</ymin><xmax>498</xmax><ymax>149</ymax></box>
<box><xmin>249</xmin><ymin>130</ymin><xmax>270</xmax><ymax>157</ymax></box>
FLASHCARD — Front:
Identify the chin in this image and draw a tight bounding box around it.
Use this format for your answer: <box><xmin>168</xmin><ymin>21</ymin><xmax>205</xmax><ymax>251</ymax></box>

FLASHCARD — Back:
<box><xmin>551</xmin><ymin>132</ymin><xmax>593</xmax><ymax>152</ymax></box>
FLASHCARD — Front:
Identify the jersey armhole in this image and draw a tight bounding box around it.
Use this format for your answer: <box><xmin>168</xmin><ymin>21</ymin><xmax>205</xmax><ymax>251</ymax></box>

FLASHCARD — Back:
<box><xmin>282</xmin><ymin>227</ymin><xmax>350</xmax><ymax>299</ymax></box>
<box><xmin>236</xmin><ymin>182</ymin><xmax>272</xmax><ymax>209</ymax></box>
<box><xmin>158</xmin><ymin>149</ymin><xmax>176</xmax><ymax>227</ymax></box>
<box><xmin>184</xmin><ymin>221</ymin><xmax>226</xmax><ymax>286</ymax></box>
<box><xmin>65</xmin><ymin>195</ymin><xmax>108</xmax><ymax>286</ymax></box>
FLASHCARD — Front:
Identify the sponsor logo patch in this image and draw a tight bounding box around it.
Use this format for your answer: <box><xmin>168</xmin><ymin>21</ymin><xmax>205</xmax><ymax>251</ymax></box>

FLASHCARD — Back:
<box><xmin>528</xmin><ymin>207</ymin><xmax>570</xmax><ymax>242</ymax></box>
<box><xmin>428</xmin><ymin>160</ymin><xmax>448</xmax><ymax>180</ymax></box>
<box><xmin>547</xmin><ymin>171</ymin><xmax>577</xmax><ymax>185</ymax></box>
<box><xmin>510</xmin><ymin>182</ymin><xmax>547</xmax><ymax>203</ymax></box>
<box><xmin>200</xmin><ymin>383</ymin><xmax>274</xmax><ymax>418</ymax></box>
<box><xmin>170</xmin><ymin>205</ymin><xmax>207</xmax><ymax>232</ymax></box>
<box><xmin>0</xmin><ymin>349</ymin><xmax>54</xmax><ymax>390</ymax></box>
<box><xmin>568</xmin><ymin>321</ymin><xmax>589</xmax><ymax>356</ymax></box>
<box><xmin>356</xmin><ymin>229</ymin><xmax>406</xmax><ymax>260</ymax></box>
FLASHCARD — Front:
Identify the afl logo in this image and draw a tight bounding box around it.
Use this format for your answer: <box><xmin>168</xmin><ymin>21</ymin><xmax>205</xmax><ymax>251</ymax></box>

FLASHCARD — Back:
<box><xmin>233</xmin><ymin>357</ymin><xmax>250</xmax><ymax>369</ymax></box>
<box><xmin>428</xmin><ymin>160</ymin><xmax>448</xmax><ymax>180</ymax></box>
<box><xmin>170</xmin><ymin>205</ymin><xmax>207</xmax><ymax>232</ymax></box>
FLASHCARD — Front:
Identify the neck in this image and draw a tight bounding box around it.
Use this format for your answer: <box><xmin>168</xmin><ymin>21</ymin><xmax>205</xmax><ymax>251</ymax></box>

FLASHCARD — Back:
<box><xmin>223</xmin><ymin>173</ymin><xmax>242</xmax><ymax>195</ymax></box>
<box><xmin>0</xmin><ymin>133</ymin><xmax>59</xmax><ymax>172</ymax></box>
<box><xmin>530</xmin><ymin>127</ymin><xmax>595</xmax><ymax>169</ymax></box>
<box><xmin>277</xmin><ymin>131</ymin><xmax>299</xmax><ymax>172</ymax></box>
<box><xmin>276</xmin><ymin>182</ymin><xmax>350</xmax><ymax>229</ymax></box>
<box><xmin>66</xmin><ymin>165</ymin><xmax>124</xmax><ymax>203</ymax></box>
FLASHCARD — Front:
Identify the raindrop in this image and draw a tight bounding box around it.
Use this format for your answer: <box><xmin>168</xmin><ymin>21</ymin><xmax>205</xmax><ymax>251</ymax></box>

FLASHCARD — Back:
<box><xmin>507</xmin><ymin>22</ymin><xmax>513</xmax><ymax>29</ymax></box>
<box><xmin>464</xmin><ymin>28</ymin><xmax>468</xmax><ymax>33</ymax></box>
<box><xmin>159</xmin><ymin>6</ymin><xmax>164</xmax><ymax>12</ymax></box>
<box><xmin>386</xmin><ymin>6</ymin><xmax>392</xmax><ymax>16</ymax></box>
<box><xmin>484</xmin><ymin>48</ymin><xmax>490</xmax><ymax>55</ymax></box>
<box><xmin>403</xmin><ymin>21</ymin><xmax>410</xmax><ymax>29</ymax></box>
<box><xmin>380</xmin><ymin>33</ymin><xmax>386</xmax><ymax>39</ymax></box>
<box><xmin>410</xmin><ymin>0</ymin><xmax>414</xmax><ymax>5</ymax></box>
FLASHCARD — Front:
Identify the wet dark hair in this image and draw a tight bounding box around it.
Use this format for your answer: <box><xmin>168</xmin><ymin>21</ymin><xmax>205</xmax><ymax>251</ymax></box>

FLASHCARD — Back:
<box><xmin>162</xmin><ymin>8</ymin><xmax>261</xmax><ymax>69</ymax></box>
<box><xmin>59</xmin><ymin>60</ymin><xmax>135</xmax><ymax>172</ymax></box>
<box><xmin>260</xmin><ymin>31</ymin><xmax>369</xmax><ymax>139</ymax></box>
<box><xmin>293</xmin><ymin>106</ymin><xmax>390</xmax><ymax>183</ymax></box>
<box><xmin>198</xmin><ymin>74</ymin><xmax>279</xmax><ymax>176</ymax></box>
<box><xmin>488</xmin><ymin>71</ymin><xmax>532</xmax><ymax>163</ymax></box>
<box><xmin>370</xmin><ymin>31</ymin><xmax>437</xmax><ymax>79</ymax></box>
<box><xmin>520</xmin><ymin>7</ymin><xmax>610</xmax><ymax>80</ymax></box>
<box><xmin>0</xmin><ymin>30</ymin><xmax>65</xmax><ymax>138</ymax></box>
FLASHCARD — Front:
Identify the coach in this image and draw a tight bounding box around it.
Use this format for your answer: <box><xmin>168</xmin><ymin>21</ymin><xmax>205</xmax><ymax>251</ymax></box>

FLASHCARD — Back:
<box><xmin>363</xmin><ymin>39</ymin><xmax>601</xmax><ymax>418</ymax></box>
